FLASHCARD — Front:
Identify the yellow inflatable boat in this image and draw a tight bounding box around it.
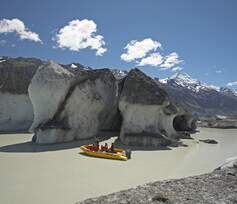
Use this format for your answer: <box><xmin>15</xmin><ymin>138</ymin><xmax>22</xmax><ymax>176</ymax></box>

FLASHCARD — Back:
<box><xmin>80</xmin><ymin>145</ymin><xmax>129</xmax><ymax>161</ymax></box>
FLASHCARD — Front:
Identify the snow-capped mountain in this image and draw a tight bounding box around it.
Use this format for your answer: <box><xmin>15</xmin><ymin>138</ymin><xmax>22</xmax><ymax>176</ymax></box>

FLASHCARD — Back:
<box><xmin>110</xmin><ymin>69</ymin><xmax>128</xmax><ymax>79</ymax></box>
<box><xmin>160</xmin><ymin>73</ymin><xmax>237</xmax><ymax>97</ymax></box>
<box><xmin>219</xmin><ymin>87</ymin><xmax>237</xmax><ymax>97</ymax></box>
<box><xmin>161</xmin><ymin>73</ymin><xmax>220</xmax><ymax>92</ymax></box>
<box><xmin>158</xmin><ymin>73</ymin><xmax>237</xmax><ymax>117</ymax></box>
<box><xmin>61</xmin><ymin>63</ymin><xmax>92</xmax><ymax>74</ymax></box>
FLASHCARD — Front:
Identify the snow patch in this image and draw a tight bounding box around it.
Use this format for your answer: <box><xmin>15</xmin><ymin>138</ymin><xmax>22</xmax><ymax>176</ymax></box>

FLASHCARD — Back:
<box><xmin>216</xmin><ymin>115</ymin><xmax>227</xmax><ymax>119</ymax></box>
<box><xmin>70</xmin><ymin>63</ymin><xmax>77</xmax><ymax>68</ymax></box>
<box><xmin>84</xmin><ymin>66</ymin><xmax>91</xmax><ymax>70</ymax></box>
<box><xmin>112</xmin><ymin>69</ymin><xmax>128</xmax><ymax>79</ymax></box>
<box><xmin>159</xmin><ymin>78</ymin><xmax>168</xmax><ymax>84</ymax></box>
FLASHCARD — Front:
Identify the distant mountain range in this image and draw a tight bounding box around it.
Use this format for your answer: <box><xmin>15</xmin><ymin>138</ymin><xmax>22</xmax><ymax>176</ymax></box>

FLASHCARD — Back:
<box><xmin>157</xmin><ymin>73</ymin><xmax>237</xmax><ymax>118</ymax></box>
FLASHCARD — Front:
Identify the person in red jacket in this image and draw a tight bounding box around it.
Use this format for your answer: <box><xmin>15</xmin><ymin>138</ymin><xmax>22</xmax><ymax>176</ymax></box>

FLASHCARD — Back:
<box><xmin>91</xmin><ymin>141</ymin><xmax>99</xmax><ymax>151</ymax></box>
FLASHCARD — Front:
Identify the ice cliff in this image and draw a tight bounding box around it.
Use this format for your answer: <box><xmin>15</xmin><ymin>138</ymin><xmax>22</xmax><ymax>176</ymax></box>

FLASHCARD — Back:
<box><xmin>0</xmin><ymin>57</ymin><xmax>42</xmax><ymax>132</ymax></box>
<box><xmin>29</xmin><ymin>61</ymin><xmax>119</xmax><ymax>143</ymax></box>
<box><xmin>0</xmin><ymin>56</ymin><xmax>197</xmax><ymax>146</ymax></box>
<box><xmin>118</xmin><ymin>69</ymin><xmax>196</xmax><ymax>147</ymax></box>
<box><xmin>29</xmin><ymin>63</ymin><xmax>196</xmax><ymax>146</ymax></box>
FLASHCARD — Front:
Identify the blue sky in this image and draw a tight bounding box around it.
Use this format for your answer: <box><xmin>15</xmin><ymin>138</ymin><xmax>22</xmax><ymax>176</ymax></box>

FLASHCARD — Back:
<box><xmin>0</xmin><ymin>0</ymin><xmax>237</xmax><ymax>89</ymax></box>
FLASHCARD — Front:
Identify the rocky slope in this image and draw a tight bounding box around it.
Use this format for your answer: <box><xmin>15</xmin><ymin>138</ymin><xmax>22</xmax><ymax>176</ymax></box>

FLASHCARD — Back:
<box><xmin>78</xmin><ymin>159</ymin><xmax>237</xmax><ymax>204</ymax></box>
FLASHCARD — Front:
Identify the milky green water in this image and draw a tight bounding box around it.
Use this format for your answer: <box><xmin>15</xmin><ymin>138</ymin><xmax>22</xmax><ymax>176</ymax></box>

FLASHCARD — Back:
<box><xmin>0</xmin><ymin>127</ymin><xmax>237</xmax><ymax>204</ymax></box>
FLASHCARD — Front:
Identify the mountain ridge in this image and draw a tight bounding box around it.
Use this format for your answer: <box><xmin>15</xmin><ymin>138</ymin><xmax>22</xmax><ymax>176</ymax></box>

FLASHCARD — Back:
<box><xmin>157</xmin><ymin>72</ymin><xmax>237</xmax><ymax>118</ymax></box>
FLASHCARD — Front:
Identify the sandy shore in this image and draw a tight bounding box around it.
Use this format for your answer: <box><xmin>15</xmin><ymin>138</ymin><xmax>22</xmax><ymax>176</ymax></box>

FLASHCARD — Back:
<box><xmin>0</xmin><ymin>128</ymin><xmax>237</xmax><ymax>204</ymax></box>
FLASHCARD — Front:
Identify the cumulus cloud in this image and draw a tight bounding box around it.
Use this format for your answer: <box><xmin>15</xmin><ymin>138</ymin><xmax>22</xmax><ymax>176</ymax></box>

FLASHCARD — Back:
<box><xmin>121</xmin><ymin>38</ymin><xmax>182</xmax><ymax>69</ymax></box>
<box><xmin>172</xmin><ymin>66</ymin><xmax>183</xmax><ymax>72</ymax></box>
<box><xmin>227</xmin><ymin>81</ymin><xmax>237</xmax><ymax>86</ymax></box>
<box><xmin>138</xmin><ymin>52</ymin><xmax>163</xmax><ymax>66</ymax></box>
<box><xmin>0</xmin><ymin>18</ymin><xmax>42</xmax><ymax>43</ymax></box>
<box><xmin>55</xmin><ymin>19</ymin><xmax>107</xmax><ymax>56</ymax></box>
<box><xmin>121</xmin><ymin>38</ymin><xmax>161</xmax><ymax>62</ymax></box>
<box><xmin>160</xmin><ymin>52</ymin><xmax>183</xmax><ymax>69</ymax></box>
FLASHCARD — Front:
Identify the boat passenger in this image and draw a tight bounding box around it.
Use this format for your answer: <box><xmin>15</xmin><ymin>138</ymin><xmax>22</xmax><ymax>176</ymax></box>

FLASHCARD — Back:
<box><xmin>91</xmin><ymin>141</ymin><xmax>99</xmax><ymax>151</ymax></box>
<box><xmin>110</xmin><ymin>143</ymin><xmax>114</xmax><ymax>152</ymax></box>
<box><xmin>90</xmin><ymin>145</ymin><xmax>95</xmax><ymax>151</ymax></box>
<box><xmin>104</xmin><ymin>143</ymin><xmax>108</xmax><ymax>152</ymax></box>
<box><xmin>96</xmin><ymin>141</ymin><xmax>99</xmax><ymax>151</ymax></box>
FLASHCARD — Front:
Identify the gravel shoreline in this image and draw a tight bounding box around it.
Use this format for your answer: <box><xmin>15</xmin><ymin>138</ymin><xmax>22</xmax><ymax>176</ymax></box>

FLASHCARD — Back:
<box><xmin>78</xmin><ymin>166</ymin><xmax>237</xmax><ymax>204</ymax></box>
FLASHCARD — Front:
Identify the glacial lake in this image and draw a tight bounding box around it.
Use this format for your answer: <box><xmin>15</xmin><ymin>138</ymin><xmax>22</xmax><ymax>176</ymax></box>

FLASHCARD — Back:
<box><xmin>0</xmin><ymin>127</ymin><xmax>237</xmax><ymax>204</ymax></box>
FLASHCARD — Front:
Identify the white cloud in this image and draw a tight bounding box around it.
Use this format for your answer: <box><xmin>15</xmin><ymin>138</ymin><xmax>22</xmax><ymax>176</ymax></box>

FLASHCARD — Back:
<box><xmin>138</xmin><ymin>52</ymin><xmax>163</xmax><ymax>66</ymax></box>
<box><xmin>160</xmin><ymin>52</ymin><xmax>182</xmax><ymax>69</ymax></box>
<box><xmin>55</xmin><ymin>19</ymin><xmax>107</xmax><ymax>56</ymax></box>
<box><xmin>172</xmin><ymin>66</ymin><xmax>183</xmax><ymax>72</ymax></box>
<box><xmin>227</xmin><ymin>81</ymin><xmax>237</xmax><ymax>86</ymax></box>
<box><xmin>0</xmin><ymin>18</ymin><xmax>42</xmax><ymax>43</ymax></box>
<box><xmin>121</xmin><ymin>38</ymin><xmax>182</xmax><ymax>69</ymax></box>
<box><xmin>215</xmin><ymin>69</ymin><xmax>222</xmax><ymax>74</ymax></box>
<box><xmin>121</xmin><ymin>38</ymin><xmax>161</xmax><ymax>62</ymax></box>
<box><xmin>0</xmin><ymin>39</ymin><xmax>6</xmax><ymax>46</ymax></box>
